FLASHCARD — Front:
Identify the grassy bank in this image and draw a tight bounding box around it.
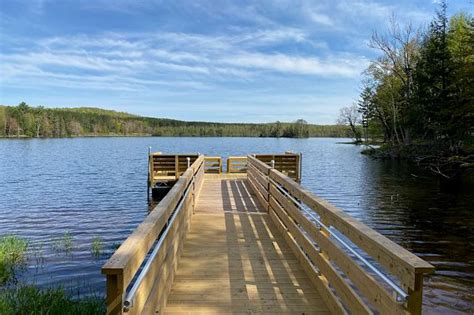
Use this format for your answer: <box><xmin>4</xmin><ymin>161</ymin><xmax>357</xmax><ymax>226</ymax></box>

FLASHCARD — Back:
<box><xmin>0</xmin><ymin>285</ymin><xmax>104</xmax><ymax>315</ymax></box>
<box><xmin>0</xmin><ymin>235</ymin><xmax>27</xmax><ymax>284</ymax></box>
<box><xmin>0</xmin><ymin>234</ymin><xmax>105</xmax><ymax>314</ymax></box>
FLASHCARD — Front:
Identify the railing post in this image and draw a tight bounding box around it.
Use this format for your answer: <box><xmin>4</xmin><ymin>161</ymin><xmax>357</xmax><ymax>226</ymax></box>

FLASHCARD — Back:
<box><xmin>147</xmin><ymin>147</ymin><xmax>152</xmax><ymax>199</ymax></box>
<box><xmin>106</xmin><ymin>274</ymin><xmax>124</xmax><ymax>315</ymax></box>
<box><xmin>298</xmin><ymin>153</ymin><xmax>302</xmax><ymax>183</ymax></box>
<box><xmin>192</xmin><ymin>160</ymin><xmax>196</xmax><ymax>215</ymax></box>
<box><xmin>175</xmin><ymin>155</ymin><xmax>179</xmax><ymax>179</ymax></box>
<box><xmin>192</xmin><ymin>176</ymin><xmax>196</xmax><ymax>215</ymax></box>
<box><xmin>271</xmin><ymin>160</ymin><xmax>275</xmax><ymax>169</ymax></box>
<box><xmin>187</xmin><ymin>157</ymin><xmax>191</xmax><ymax>168</ymax></box>
<box><xmin>406</xmin><ymin>273</ymin><xmax>424</xmax><ymax>315</ymax></box>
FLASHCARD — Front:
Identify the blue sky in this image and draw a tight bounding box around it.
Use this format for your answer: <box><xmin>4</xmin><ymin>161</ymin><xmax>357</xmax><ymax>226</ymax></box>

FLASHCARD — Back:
<box><xmin>0</xmin><ymin>0</ymin><xmax>470</xmax><ymax>123</ymax></box>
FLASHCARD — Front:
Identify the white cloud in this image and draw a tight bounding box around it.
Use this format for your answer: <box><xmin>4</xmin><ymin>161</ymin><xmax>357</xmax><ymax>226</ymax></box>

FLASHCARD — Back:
<box><xmin>1</xmin><ymin>26</ymin><xmax>359</xmax><ymax>90</ymax></box>
<box><xmin>221</xmin><ymin>52</ymin><xmax>367</xmax><ymax>77</ymax></box>
<box><xmin>151</xmin><ymin>49</ymin><xmax>207</xmax><ymax>63</ymax></box>
<box><xmin>308</xmin><ymin>11</ymin><xmax>333</xmax><ymax>26</ymax></box>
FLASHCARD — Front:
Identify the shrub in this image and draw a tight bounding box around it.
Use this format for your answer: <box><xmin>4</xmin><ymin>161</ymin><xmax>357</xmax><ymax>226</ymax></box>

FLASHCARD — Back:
<box><xmin>0</xmin><ymin>235</ymin><xmax>28</xmax><ymax>284</ymax></box>
<box><xmin>0</xmin><ymin>285</ymin><xmax>104</xmax><ymax>315</ymax></box>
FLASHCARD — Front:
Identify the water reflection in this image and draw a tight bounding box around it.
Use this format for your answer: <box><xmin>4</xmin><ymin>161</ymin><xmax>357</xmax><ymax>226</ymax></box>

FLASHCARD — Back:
<box><xmin>358</xmin><ymin>160</ymin><xmax>474</xmax><ymax>314</ymax></box>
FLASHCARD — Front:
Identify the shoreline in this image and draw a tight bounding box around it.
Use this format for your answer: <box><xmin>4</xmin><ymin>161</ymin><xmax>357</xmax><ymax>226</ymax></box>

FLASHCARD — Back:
<box><xmin>0</xmin><ymin>134</ymin><xmax>350</xmax><ymax>139</ymax></box>
<box><xmin>361</xmin><ymin>144</ymin><xmax>474</xmax><ymax>179</ymax></box>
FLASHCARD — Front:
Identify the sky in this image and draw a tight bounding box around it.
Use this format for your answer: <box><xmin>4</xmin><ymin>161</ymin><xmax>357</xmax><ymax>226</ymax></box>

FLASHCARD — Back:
<box><xmin>0</xmin><ymin>1</ymin><xmax>471</xmax><ymax>123</ymax></box>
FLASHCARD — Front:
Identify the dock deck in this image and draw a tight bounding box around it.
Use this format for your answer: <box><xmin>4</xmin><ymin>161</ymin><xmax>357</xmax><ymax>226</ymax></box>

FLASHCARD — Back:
<box><xmin>165</xmin><ymin>177</ymin><xmax>329</xmax><ymax>314</ymax></box>
<box><xmin>103</xmin><ymin>153</ymin><xmax>435</xmax><ymax>315</ymax></box>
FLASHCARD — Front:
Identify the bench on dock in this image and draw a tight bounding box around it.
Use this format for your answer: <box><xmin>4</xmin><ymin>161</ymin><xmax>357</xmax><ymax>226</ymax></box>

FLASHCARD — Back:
<box><xmin>102</xmin><ymin>152</ymin><xmax>434</xmax><ymax>315</ymax></box>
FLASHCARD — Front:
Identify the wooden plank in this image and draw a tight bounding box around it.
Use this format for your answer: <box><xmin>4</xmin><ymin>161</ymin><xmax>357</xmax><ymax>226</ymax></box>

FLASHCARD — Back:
<box><xmin>227</xmin><ymin>156</ymin><xmax>247</xmax><ymax>173</ymax></box>
<box><xmin>269</xmin><ymin>184</ymin><xmax>408</xmax><ymax>315</ymax></box>
<box><xmin>204</xmin><ymin>157</ymin><xmax>222</xmax><ymax>174</ymax></box>
<box><xmin>142</xmin><ymin>198</ymin><xmax>191</xmax><ymax>314</ymax></box>
<box><xmin>269</xmin><ymin>196</ymin><xmax>371</xmax><ymax>314</ymax></box>
<box><xmin>247</xmin><ymin>176</ymin><xmax>268</xmax><ymax>211</ymax></box>
<box><xmin>269</xmin><ymin>170</ymin><xmax>434</xmax><ymax>291</ymax></box>
<box><xmin>102</xmin><ymin>169</ymin><xmax>193</xmax><ymax>293</ymax></box>
<box><xmin>407</xmin><ymin>274</ymin><xmax>424</xmax><ymax>315</ymax></box>
<box><xmin>159</xmin><ymin>191</ymin><xmax>192</xmax><ymax>312</ymax></box>
<box><xmin>164</xmin><ymin>181</ymin><xmax>331</xmax><ymax>314</ymax></box>
<box><xmin>191</xmin><ymin>155</ymin><xmax>204</xmax><ymax>174</ymax></box>
<box><xmin>268</xmin><ymin>208</ymin><xmax>347</xmax><ymax>315</ymax></box>
<box><xmin>175</xmin><ymin>155</ymin><xmax>179</xmax><ymax>178</ymax></box>
<box><xmin>247</xmin><ymin>163</ymin><xmax>269</xmax><ymax>189</ymax></box>
<box><xmin>247</xmin><ymin>167</ymin><xmax>269</xmax><ymax>200</ymax></box>
<box><xmin>247</xmin><ymin>155</ymin><xmax>271</xmax><ymax>175</ymax></box>
<box><xmin>105</xmin><ymin>274</ymin><xmax>124</xmax><ymax>315</ymax></box>
<box><xmin>128</xmin><ymin>192</ymin><xmax>192</xmax><ymax>315</ymax></box>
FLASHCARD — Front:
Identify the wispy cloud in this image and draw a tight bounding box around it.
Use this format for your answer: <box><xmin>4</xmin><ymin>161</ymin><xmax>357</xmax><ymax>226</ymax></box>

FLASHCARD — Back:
<box><xmin>1</xmin><ymin>27</ymin><xmax>361</xmax><ymax>92</ymax></box>
<box><xmin>308</xmin><ymin>11</ymin><xmax>334</xmax><ymax>26</ymax></box>
<box><xmin>222</xmin><ymin>52</ymin><xmax>367</xmax><ymax>77</ymax></box>
<box><xmin>0</xmin><ymin>0</ymin><xmax>444</xmax><ymax>123</ymax></box>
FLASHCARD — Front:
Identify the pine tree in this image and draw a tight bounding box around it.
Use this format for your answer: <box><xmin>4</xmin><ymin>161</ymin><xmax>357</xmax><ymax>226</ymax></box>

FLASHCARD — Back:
<box><xmin>415</xmin><ymin>0</ymin><xmax>455</xmax><ymax>142</ymax></box>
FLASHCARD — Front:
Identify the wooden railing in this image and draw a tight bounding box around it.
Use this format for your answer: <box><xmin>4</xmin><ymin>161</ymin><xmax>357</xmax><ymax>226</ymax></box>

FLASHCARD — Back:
<box><xmin>247</xmin><ymin>155</ymin><xmax>434</xmax><ymax>315</ymax></box>
<box><xmin>255</xmin><ymin>152</ymin><xmax>301</xmax><ymax>182</ymax></box>
<box><xmin>227</xmin><ymin>156</ymin><xmax>247</xmax><ymax>173</ymax></box>
<box><xmin>203</xmin><ymin>156</ymin><xmax>222</xmax><ymax>173</ymax></box>
<box><xmin>148</xmin><ymin>153</ymin><xmax>199</xmax><ymax>187</ymax></box>
<box><xmin>103</xmin><ymin>155</ymin><xmax>205</xmax><ymax>315</ymax></box>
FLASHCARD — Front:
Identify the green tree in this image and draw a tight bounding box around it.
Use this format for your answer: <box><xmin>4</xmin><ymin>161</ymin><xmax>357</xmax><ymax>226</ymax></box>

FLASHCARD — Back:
<box><xmin>447</xmin><ymin>12</ymin><xmax>474</xmax><ymax>143</ymax></box>
<box><xmin>0</xmin><ymin>107</ymin><xmax>6</xmax><ymax>136</ymax></box>
<box><xmin>415</xmin><ymin>1</ymin><xmax>458</xmax><ymax>145</ymax></box>
<box><xmin>337</xmin><ymin>105</ymin><xmax>362</xmax><ymax>142</ymax></box>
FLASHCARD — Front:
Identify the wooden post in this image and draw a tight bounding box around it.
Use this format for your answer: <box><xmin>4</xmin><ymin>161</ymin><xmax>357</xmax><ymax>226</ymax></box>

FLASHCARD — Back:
<box><xmin>175</xmin><ymin>155</ymin><xmax>179</xmax><ymax>179</ymax></box>
<box><xmin>297</xmin><ymin>153</ymin><xmax>302</xmax><ymax>183</ymax></box>
<box><xmin>407</xmin><ymin>273</ymin><xmax>424</xmax><ymax>315</ymax></box>
<box><xmin>147</xmin><ymin>147</ymin><xmax>152</xmax><ymax>199</ymax></box>
<box><xmin>106</xmin><ymin>274</ymin><xmax>124</xmax><ymax>315</ymax></box>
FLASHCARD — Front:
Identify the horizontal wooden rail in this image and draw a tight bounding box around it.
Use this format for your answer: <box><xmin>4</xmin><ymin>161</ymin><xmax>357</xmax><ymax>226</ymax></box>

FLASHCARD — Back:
<box><xmin>255</xmin><ymin>153</ymin><xmax>301</xmax><ymax>182</ymax></box>
<box><xmin>247</xmin><ymin>156</ymin><xmax>271</xmax><ymax>211</ymax></box>
<box><xmin>103</xmin><ymin>155</ymin><xmax>205</xmax><ymax>315</ymax></box>
<box><xmin>148</xmin><ymin>153</ymin><xmax>200</xmax><ymax>187</ymax></box>
<box><xmin>227</xmin><ymin>156</ymin><xmax>247</xmax><ymax>173</ymax></box>
<box><xmin>203</xmin><ymin>156</ymin><xmax>222</xmax><ymax>174</ymax></box>
<box><xmin>246</xmin><ymin>156</ymin><xmax>434</xmax><ymax>315</ymax></box>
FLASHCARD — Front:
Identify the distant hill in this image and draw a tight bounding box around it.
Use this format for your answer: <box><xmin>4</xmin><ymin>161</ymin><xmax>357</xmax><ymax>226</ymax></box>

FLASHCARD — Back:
<box><xmin>54</xmin><ymin>107</ymin><xmax>140</xmax><ymax>119</ymax></box>
<box><xmin>0</xmin><ymin>103</ymin><xmax>352</xmax><ymax>138</ymax></box>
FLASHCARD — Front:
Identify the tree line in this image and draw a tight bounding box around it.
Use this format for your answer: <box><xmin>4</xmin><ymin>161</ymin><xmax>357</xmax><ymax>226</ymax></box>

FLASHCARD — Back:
<box><xmin>0</xmin><ymin>103</ymin><xmax>352</xmax><ymax>138</ymax></box>
<box><xmin>338</xmin><ymin>2</ymin><xmax>473</xmax><ymax>157</ymax></box>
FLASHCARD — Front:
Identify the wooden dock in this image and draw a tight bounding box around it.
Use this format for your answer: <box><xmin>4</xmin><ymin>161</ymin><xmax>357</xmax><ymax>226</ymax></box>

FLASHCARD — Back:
<box><xmin>103</xmin><ymin>153</ymin><xmax>434</xmax><ymax>315</ymax></box>
<box><xmin>165</xmin><ymin>177</ymin><xmax>329</xmax><ymax>314</ymax></box>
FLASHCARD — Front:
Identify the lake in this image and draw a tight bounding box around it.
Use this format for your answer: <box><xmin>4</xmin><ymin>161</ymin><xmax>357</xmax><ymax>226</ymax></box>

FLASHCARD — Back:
<box><xmin>0</xmin><ymin>137</ymin><xmax>472</xmax><ymax>314</ymax></box>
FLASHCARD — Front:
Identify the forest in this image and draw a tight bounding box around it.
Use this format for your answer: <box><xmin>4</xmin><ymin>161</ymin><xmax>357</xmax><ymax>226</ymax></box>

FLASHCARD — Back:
<box><xmin>0</xmin><ymin>103</ymin><xmax>351</xmax><ymax>139</ymax></box>
<box><xmin>338</xmin><ymin>3</ymin><xmax>473</xmax><ymax>177</ymax></box>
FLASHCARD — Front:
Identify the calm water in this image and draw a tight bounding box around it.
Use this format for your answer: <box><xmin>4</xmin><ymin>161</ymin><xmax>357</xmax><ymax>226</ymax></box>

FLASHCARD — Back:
<box><xmin>0</xmin><ymin>137</ymin><xmax>473</xmax><ymax>314</ymax></box>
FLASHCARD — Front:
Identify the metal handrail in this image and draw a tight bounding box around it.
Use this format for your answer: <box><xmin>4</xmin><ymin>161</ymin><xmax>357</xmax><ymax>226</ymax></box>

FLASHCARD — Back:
<box><xmin>123</xmin><ymin>175</ymin><xmax>195</xmax><ymax>312</ymax></box>
<box><xmin>267</xmin><ymin>175</ymin><xmax>409</xmax><ymax>303</ymax></box>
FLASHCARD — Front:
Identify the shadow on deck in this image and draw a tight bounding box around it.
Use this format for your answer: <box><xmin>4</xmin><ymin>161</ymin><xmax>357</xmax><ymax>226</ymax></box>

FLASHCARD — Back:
<box><xmin>164</xmin><ymin>178</ymin><xmax>329</xmax><ymax>314</ymax></box>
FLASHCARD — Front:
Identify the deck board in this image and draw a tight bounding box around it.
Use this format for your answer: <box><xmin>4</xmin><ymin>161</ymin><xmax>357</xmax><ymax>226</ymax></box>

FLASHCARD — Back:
<box><xmin>163</xmin><ymin>175</ymin><xmax>330</xmax><ymax>314</ymax></box>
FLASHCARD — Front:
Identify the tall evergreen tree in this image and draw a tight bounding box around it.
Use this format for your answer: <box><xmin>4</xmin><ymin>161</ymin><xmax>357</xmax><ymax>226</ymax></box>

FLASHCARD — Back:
<box><xmin>415</xmin><ymin>1</ymin><xmax>456</xmax><ymax>143</ymax></box>
<box><xmin>447</xmin><ymin>13</ymin><xmax>474</xmax><ymax>143</ymax></box>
